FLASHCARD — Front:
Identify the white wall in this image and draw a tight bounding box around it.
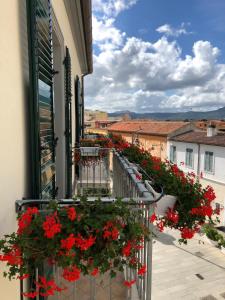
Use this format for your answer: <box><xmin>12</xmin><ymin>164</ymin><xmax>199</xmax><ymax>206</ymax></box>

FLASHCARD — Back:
<box><xmin>167</xmin><ymin>141</ymin><xmax>199</xmax><ymax>174</ymax></box>
<box><xmin>0</xmin><ymin>1</ymin><xmax>87</xmax><ymax>298</ymax></box>
<box><xmin>167</xmin><ymin>140</ymin><xmax>225</xmax><ymax>224</ymax></box>
<box><xmin>200</xmin><ymin>144</ymin><xmax>225</xmax><ymax>184</ymax></box>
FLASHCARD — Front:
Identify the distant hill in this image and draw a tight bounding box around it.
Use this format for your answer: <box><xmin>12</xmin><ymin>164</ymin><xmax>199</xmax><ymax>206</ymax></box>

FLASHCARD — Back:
<box><xmin>109</xmin><ymin>106</ymin><xmax>225</xmax><ymax>121</ymax></box>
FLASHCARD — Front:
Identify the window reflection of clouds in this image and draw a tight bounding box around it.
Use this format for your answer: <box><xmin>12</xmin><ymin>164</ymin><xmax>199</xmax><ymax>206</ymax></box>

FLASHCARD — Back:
<box><xmin>39</xmin><ymin>79</ymin><xmax>50</xmax><ymax>98</ymax></box>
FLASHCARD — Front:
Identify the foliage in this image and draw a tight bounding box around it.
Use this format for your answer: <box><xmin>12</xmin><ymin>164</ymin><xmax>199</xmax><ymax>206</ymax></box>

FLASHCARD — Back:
<box><xmin>0</xmin><ymin>198</ymin><xmax>149</xmax><ymax>298</ymax></box>
<box><xmin>111</xmin><ymin>134</ymin><xmax>219</xmax><ymax>243</ymax></box>
<box><xmin>203</xmin><ymin>224</ymin><xmax>225</xmax><ymax>247</ymax></box>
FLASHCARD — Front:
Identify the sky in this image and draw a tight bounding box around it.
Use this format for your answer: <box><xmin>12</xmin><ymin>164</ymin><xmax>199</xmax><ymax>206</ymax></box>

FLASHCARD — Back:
<box><xmin>84</xmin><ymin>0</ymin><xmax>225</xmax><ymax>113</ymax></box>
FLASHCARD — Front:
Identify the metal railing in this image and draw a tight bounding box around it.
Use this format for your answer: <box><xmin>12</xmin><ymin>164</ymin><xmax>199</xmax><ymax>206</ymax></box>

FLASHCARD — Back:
<box><xmin>16</xmin><ymin>148</ymin><xmax>163</xmax><ymax>300</ymax></box>
<box><xmin>74</xmin><ymin>147</ymin><xmax>111</xmax><ymax>197</ymax></box>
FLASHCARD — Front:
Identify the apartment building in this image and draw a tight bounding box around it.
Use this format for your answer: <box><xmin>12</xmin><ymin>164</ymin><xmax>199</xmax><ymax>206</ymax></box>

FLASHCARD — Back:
<box><xmin>108</xmin><ymin>120</ymin><xmax>193</xmax><ymax>160</ymax></box>
<box><xmin>168</xmin><ymin>126</ymin><xmax>225</xmax><ymax>224</ymax></box>
<box><xmin>0</xmin><ymin>1</ymin><xmax>92</xmax><ymax>298</ymax></box>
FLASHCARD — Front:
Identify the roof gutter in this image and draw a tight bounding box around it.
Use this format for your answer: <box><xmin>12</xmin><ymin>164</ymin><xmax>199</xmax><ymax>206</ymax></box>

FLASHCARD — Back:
<box><xmin>64</xmin><ymin>0</ymin><xmax>93</xmax><ymax>75</ymax></box>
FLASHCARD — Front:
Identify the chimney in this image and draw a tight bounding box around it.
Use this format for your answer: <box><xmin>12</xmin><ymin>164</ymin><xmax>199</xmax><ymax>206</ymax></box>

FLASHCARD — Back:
<box><xmin>207</xmin><ymin>124</ymin><xmax>217</xmax><ymax>137</ymax></box>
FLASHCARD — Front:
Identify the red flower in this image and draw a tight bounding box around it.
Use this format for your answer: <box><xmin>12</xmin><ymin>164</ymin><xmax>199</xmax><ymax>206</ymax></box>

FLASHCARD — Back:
<box><xmin>91</xmin><ymin>268</ymin><xmax>99</xmax><ymax>276</ymax></box>
<box><xmin>17</xmin><ymin>207</ymin><xmax>39</xmax><ymax>235</ymax></box>
<box><xmin>67</xmin><ymin>207</ymin><xmax>76</xmax><ymax>221</ymax></box>
<box><xmin>138</xmin><ymin>265</ymin><xmax>146</xmax><ymax>276</ymax></box>
<box><xmin>123</xmin><ymin>279</ymin><xmax>136</xmax><ymax>287</ymax></box>
<box><xmin>203</xmin><ymin>186</ymin><xmax>216</xmax><ymax>203</ymax></box>
<box><xmin>62</xmin><ymin>266</ymin><xmax>80</xmax><ymax>282</ymax></box>
<box><xmin>61</xmin><ymin>234</ymin><xmax>76</xmax><ymax>250</ymax></box>
<box><xmin>0</xmin><ymin>246</ymin><xmax>23</xmax><ymax>266</ymax></box>
<box><xmin>36</xmin><ymin>276</ymin><xmax>65</xmax><ymax>297</ymax></box>
<box><xmin>22</xmin><ymin>291</ymin><xmax>38</xmax><ymax>298</ymax></box>
<box><xmin>122</xmin><ymin>241</ymin><xmax>132</xmax><ymax>257</ymax></box>
<box><xmin>74</xmin><ymin>234</ymin><xmax>96</xmax><ymax>251</ymax></box>
<box><xmin>149</xmin><ymin>213</ymin><xmax>157</xmax><ymax>223</ymax></box>
<box><xmin>191</xmin><ymin>206</ymin><xmax>213</xmax><ymax>217</ymax></box>
<box><xmin>111</xmin><ymin>227</ymin><xmax>119</xmax><ymax>240</ymax></box>
<box><xmin>103</xmin><ymin>230</ymin><xmax>111</xmax><ymax>239</ymax></box>
<box><xmin>156</xmin><ymin>220</ymin><xmax>165</xmax><ymax>232</ymax></box>
<box><xmin>42</xmin><ymin>212</ymin><xmax>62</xmax><ymax>239</ymax></box>
<box><xmin>166</xmin><ymin>209</ymin><xmax>179</xmax><ymax>224</ymax></box>
<box><xmin>17</xmin><ymin>274</ymin><xmax>29</xmax><ymax>280</ymax></box>
<box><xmin>180</xmin><ymin>228</ymin><xmax>195</xmax><ymax>239</ymax></box>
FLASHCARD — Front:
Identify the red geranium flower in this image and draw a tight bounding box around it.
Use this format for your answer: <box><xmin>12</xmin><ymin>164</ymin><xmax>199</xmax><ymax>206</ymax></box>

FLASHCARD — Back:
<box><xmin>123</xmin><ymin>279</ymin><xmax>136</xmax><ymax>287</ymax></box>
<box><xmin>138</xmin><ymin>265</ymin><xmax>146</xmax><ymax>276</ymax></box>
<box><xmin>42</xmin><ymin>212</ymin><xmax>62</xmax><ymax>239</ymax></box>
<box><xmin>62</xmin><ymin>266</ymin><xmax>81</xmax><ymax>282</ymax></box>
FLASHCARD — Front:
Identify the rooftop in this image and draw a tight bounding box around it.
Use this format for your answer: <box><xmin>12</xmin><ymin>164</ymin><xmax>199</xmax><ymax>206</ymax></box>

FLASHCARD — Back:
<box><xmin>108</xmin><ymin>120</ymin><xmax>190</xmax><ymax>136</ymax></box>
<box><xmin>170</xmin><ymin>131</ymin><xmax>225</xmax><ymax>147</ymax></box>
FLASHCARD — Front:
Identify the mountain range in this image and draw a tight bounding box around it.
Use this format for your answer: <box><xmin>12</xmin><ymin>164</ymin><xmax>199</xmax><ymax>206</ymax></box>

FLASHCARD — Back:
<box><xmin>109</xmin><ymin>106</ymin><xmax>225</xmax><ymax>121</ymax></box>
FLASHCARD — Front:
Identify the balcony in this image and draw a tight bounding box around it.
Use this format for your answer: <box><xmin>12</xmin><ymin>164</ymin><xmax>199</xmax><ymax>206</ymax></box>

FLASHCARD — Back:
<box><xmin>15</xmin><ymin>146</ymin><xmax>161</xmax><ymax>300</ymax></box>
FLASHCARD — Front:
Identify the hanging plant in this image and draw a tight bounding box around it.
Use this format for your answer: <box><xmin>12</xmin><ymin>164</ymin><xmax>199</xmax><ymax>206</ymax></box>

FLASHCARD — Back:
<box><xmin>113</xmin><ymin>141</ymin><xmax>220</xmax><ymax>243</ymax></box>
<box><xmin>0</xmin><ymin>198</ymin><xmax>150</xmax><ymax>298</ymax></box>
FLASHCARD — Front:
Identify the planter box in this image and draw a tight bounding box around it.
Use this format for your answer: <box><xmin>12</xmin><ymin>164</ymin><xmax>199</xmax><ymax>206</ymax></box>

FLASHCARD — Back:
<box><xmin>155</xmin><ymin>194</ymin><xmax>177</xmax><ymax>216</ymax></box>
<box><xmin>145</xmin><ymin>180</ymin><xmax>176</xmax><ymax>215</ymax></box>
<box><xmin>80</xmin><ymin>147</ymin><xmax>100</xmax><ymax>156</ymax></box>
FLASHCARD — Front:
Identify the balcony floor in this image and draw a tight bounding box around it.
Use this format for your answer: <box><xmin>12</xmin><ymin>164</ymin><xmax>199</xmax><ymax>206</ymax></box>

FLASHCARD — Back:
<box><xmin>152</xmin><ymin>228</ymin><xmax>225</xmax><ymax>300</ymax></box>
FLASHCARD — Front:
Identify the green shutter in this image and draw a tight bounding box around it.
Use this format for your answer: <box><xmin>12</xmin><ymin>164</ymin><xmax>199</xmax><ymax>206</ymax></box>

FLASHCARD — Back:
<box><xmin>75</xmin><ymin>76</ymin><xmax>81</xmax><ymax>142</ymax></box>
<box><xmin>64</xmin><ymin>47</ymin><xmax>73</xmax><ymax>198</ymax></box>
<box><xmin>27</xmin><ymin>0</ymin><xmax>56</xmax><ymax>200</ymax></box>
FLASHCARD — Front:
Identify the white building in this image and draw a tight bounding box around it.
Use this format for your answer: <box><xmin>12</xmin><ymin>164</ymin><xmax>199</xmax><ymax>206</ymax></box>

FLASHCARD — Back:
<box><xmin>0</xmin><ymin>1</ymin><xmax>92</xmax><ymax>298</ymax></box>
<box><xmin>168</xmin><ymin>126</ymin><xmax>225</xmax><ymax>224</ymax></box>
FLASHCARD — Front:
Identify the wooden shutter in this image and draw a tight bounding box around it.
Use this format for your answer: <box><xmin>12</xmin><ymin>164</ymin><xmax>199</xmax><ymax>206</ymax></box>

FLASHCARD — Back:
<box><xmin>64</xmin><ymin>47</ymin><xmax>73</xmax><ymax>198</ymax></box>
<box><xmin>27</xmin><ymin>0</ymin><xmax>56</xmax><ymax>199</ymax></box>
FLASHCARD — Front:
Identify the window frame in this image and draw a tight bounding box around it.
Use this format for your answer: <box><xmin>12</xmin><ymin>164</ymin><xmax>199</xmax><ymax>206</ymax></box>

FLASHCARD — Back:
<box><xmin>204</xmin><ymin>151</ymin><xmax>214</xmax><ymax>173</ymax></box>
<box><xmin>170</xmin><ymin>145</ymin><xmax>177</xmax><ymax>163</ymax></box>
<box><xmin>185</xmin><ymin>148</ymin><xmax>194</xmax><ymax>169</ymax></box>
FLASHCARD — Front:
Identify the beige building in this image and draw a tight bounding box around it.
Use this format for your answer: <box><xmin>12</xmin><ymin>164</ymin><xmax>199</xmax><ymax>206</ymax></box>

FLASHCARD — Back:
<box><xmin>108</xmin><ymin>120</ymin><xmax>193</xmax><ymax>160</ymax></box>
<box><xmin>0</xmin><ymin>1</ymin><xmax>92</xmax><ymax>298</ymax></box>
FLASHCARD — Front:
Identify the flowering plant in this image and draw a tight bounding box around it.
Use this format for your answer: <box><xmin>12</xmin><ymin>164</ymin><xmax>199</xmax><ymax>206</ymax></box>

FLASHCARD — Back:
<box><xmin>0</xmin><ymin>198</ymin><xmax>149</xmax><ymax>298</ymax></box>
<box><xmin>112</xmin><ymin>140</ymin><xmax>219</xmax><ymax>243</ymax></box>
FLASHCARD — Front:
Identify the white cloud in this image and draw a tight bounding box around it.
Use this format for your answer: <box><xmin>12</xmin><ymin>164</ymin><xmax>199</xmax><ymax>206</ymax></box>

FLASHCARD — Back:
<box><xmin>156</xmin><ymin>23</ymin><xmax>192</xmax><ymax>37</ymax></box>
<box><xmin>85</xmin><ymin>4</ymin><xmax>225</xmax><ymax>113</ymax></box>
<box><xmin>92</xmin><ymin>0</ymin><xmax>138</xmax><ymax>17</ymax></box>
<box><xmin>92</xmin><ymin>16</ymin><xmax>126</xmax><ymax>51</ymax></box>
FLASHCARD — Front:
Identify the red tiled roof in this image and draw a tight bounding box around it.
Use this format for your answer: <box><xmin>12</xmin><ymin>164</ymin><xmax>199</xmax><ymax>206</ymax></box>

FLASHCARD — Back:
<box><xmin>170</xmin><ymin>131</ymin><xmax>225</xmax><ymax>147</ymax></box>
<box><xmin>107</xmin><ymin>121</ymin><xmax>190</xmax><ymax>136</ymax></box>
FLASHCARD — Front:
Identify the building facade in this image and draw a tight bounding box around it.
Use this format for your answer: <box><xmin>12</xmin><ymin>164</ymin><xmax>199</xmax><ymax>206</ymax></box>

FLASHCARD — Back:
<box><xmin>168</xmin><ymin>128</ymin><xmax>225</xmax><ymax>224</ymax></box>
<box><xmin>108</xmin><ymin>121</ymin><xmax>193</xmax><ymax>160</ymax></box>
<box><xmin>0</xmin><ymin>1</ymin><xmax>92</xmax><ymax>298</ymax></box>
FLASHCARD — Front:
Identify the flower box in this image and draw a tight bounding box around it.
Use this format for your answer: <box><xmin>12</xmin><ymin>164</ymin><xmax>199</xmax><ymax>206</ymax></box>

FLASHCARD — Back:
<box><xmin>145</xmin><ymin>180</ymin><xmax>176</xmax><ymax>216</ymax></box>
<box><xmin>80</xmin><ymin>147</ymin><xmax>100</xmax><ymax>157</ymax></box>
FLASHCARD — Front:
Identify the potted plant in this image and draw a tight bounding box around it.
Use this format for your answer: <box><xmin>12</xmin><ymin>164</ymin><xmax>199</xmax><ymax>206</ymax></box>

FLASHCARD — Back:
<box><xmin>0</xmin><ymin>198</ymin><xmax>150</xmax><ymax>298</ymax></box>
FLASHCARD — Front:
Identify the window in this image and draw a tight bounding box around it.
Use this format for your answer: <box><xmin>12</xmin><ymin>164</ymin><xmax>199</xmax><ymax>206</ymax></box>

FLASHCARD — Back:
<box><xmin>185</xmin><ymin>148</ymin><xmax>194</xmax><ymax>168</ymax></box>
<box><xmin>170</xmin><ymin>145</ymin><xmax>176</xmax><ymax>163</ymax></box>
<box><xmin>204</xmin><ymin>151</ymin><xmax>214</xmax><ymax>173</ymax></box>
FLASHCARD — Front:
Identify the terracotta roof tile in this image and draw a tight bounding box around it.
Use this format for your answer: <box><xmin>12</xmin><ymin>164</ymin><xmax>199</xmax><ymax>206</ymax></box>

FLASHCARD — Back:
<box><xmin>108</xmin><ymin>121</ymin><xmax>189</xmax><ymax>136</ymax></box>
<box><xmin>170</xmin><ymin>131</ymin><xmax>225</xmax><ymax>147</ymax></box>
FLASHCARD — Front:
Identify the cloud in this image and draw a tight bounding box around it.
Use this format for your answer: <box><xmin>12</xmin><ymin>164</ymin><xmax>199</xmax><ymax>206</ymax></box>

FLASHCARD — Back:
<box><xmin>92</xmin><ymin>0</ymin><xmax>138</xmax><ymax>17</ymax></box>
<box><xmin>156</xmin><ymin>23</ymin><xmax>192</xmax><ymax>37</ymax></box>
<box><xmin>92</xmin><ymin>16</ymin><xmax>126</xmax><ymax>51</ymax></box>
<box><xmin>85</xmin><ymin>4</ymin><xmax>225</xmax><ymax>113</ymax></box>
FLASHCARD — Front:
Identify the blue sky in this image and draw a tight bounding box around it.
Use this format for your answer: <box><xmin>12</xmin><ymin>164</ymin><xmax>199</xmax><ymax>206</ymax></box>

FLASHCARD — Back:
<box><xmin>85</xmin><ymin>0</ymin><xmax>225</xmax><ymax>113</ymax></box>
